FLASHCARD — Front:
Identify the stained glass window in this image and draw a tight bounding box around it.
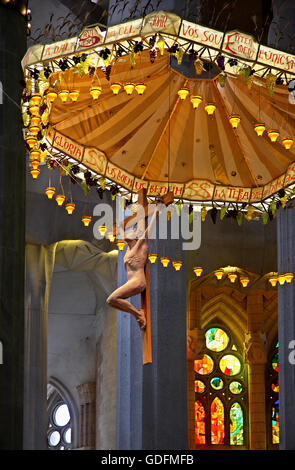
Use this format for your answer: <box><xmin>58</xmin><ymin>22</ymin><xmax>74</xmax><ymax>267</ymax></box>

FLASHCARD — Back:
<box><xmin>195</xmin><ymin>401</ymin><xmax>206</xmax><ymax>444</ymax></box>
<box><xmin>219</xmin><ymin>355</ymin><xmax>241</xmax><ymax>376</ymax></box>
<box><xmin>229</xmin><ymin>381</ymin><xmax>243</xmax><ymax>395</ymax></box>
<box><xmin>230</xmin><ymin>403</ymin><xmax>244</xmax><ymax>445</ymax></box>
<box><xmin>272</xmin><ymin>401</ymin><xmax>279</xmax><ymax>444</ymax></box>
<box><xmin>266</xmin><ymin>340</ymin><xmax>279</xmax><ymax>447</ymax></box>
<box><xmin>195</xmin><ymin>380</ymin><xmax>206</xmax><ymax>393</ymax></box>
<box><xmin>205</xmin><ymin>328</ymin><xmax>229</xmax><ymax>352</ymax></box>
<box><xmin>272</xmin><ymin>352</ymin><xmax>279</xmax><ymax>372</ymax></box>
<box><xmin>210</xmin><ymin>377</ymin><xmax>223</xmax><ymax>390</ymax></box>
<box><xmin>211</xmin><ymin>398</ymin><xmax>224</xmax><ymax>444</ymax></box>
<box><xmin>194</xmin><ymin>354</ymin><xmax>214</xmax><ymax>375</ymax></box>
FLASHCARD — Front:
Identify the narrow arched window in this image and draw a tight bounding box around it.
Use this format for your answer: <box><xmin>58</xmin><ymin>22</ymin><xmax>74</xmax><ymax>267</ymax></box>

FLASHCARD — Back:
<box><xmin>266</xmin><ymin>340</ymin><xmax>279</xmax><ymax>447</ymax></box>
<box><xmin>47</xmin><ymin>384</ymin><xmax>73</xmax><ymax>450</ymax></box>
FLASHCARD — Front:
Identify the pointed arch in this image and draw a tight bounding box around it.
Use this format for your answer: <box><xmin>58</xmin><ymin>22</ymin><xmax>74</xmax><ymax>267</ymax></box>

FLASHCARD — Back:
<box><xmin>230</xmin><ymin>402</ymin><xmax>244</xmax><ymax>445</ymax></box>
<box><xmin>211</xmin><ymin>397</ymin><xmax>224</xmax><ymax>444</ymax></box>
<box><xmin>195</xmin><ymin>400</ymin><xmax>206</xmax><ymax>444</ymax></box>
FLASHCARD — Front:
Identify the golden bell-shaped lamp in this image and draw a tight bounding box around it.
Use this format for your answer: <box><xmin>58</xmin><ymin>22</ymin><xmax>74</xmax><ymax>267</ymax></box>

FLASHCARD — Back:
<box><xmin>190</xmin><ymin>95</ymin><xmax>203</xmax><ymax>109</ymax></box>
<box><xmin>116</xmin><ymin>240</ymin><xmax>126</xmax><ymax>251</ymax></box>
<box><xmin>30</xmin><ymin>115</ymin><xmax>41</xmax><ymax>126</ymax></box>
<box><xmin>178</xmin><ymin>88</ymin><xmax>189</xmax><ymax>101</ymax></box>
<box><xmin>58</xmin><ymin>90</ymin><xmax>69</xmax><ymax>103</ymax></box>
<box><xmin>46</xmin><ymin>90</ymin><xmax>58</xmax><ymax>103</ymax></box>
<box><xmin>90</xmin><ymin>86</ymin><xmax>102</xmax><ymax>100</ymax></box>
<box><xmin>69</xmin><ymin>90</ymin><xmax>80</xmax><ymax>102</ymax></box>
<box><xmin>30</xmin><ymin>168</ymin><xmax>40</xmax><ymax>179</ymax></box>
<box><xmin>229</xmin><ymin>114</ymin><xmax>241</xmax><ymax>129</ymax></box>
<box><xmin>82</xmin><ymin>215</ymin><xmax>92</xmax><ymax>227</ymax></box>
<box><xmin>31</xmin><ymin>93</ymin><xmax>42</xmax><ymax>106</ymax></box>
<box><xmin>30</xmin><ymin>149</ymin><xmax>40</xmax><ymax>160</ymax></box>
<box><xmin>45</xmin><ymin>187</ymin><xmax>55</xmax><ymax>200</ymax></box>
<box><xmin>254</xmin><ymin>123</ymin><xmax>265</xmax><ymax>137</ymax></box>
<box><xmin>240</xmin><ymin>277</ymin><xmax>250</xmax><ymax>288</ymax></box>
<box><xmin>267</xmin><ymin>129</ymin><xmax>279</xmax><ymax>143</ymax></box>
<box><xmin>284</xmin><ymin>272</ymin><xmax>294</xmax><ymax>284</ymax></box>
<box><xmin>160</xmin><ymin>256</ymin><xmax>170</xmax><ymax>268</ymax></box>
<box><xmin>29</xmin><ymin>104</ymin><xmax>40</xmax><ymax>115</ymax></box>
<box><xmin>30</xmin><ymin>159</ymin><xmax>40</xmax><ymax>170</ymax></box>
<box><xmin>98</xmin><ymin>224</ymin><xmax>107</xmax><ymax>236</ymax></box>
<box><xmin>124</xmin><ymin>83</ymin><xmax>135</xmax><ymax>95</ymax></box>
<box><xmin>214</xmin><ymin>270</ymin><xmax>224</xmax><ymax>280</ymax></box>
<box><xmin>172</xmin><ymin>260</ymin><xmax>183</xmax><ymax>271</ymax></box>
<box><xmin>135</xmin><ymin>83</ymin><xmax>147</xmax><ymax>95</ymax></box>
<box><xmin>193</xmin><ymin>267</ymin><xmax>203</xmax><ymax>277</ymax></box>
<box><xmin>65</xmin><ymin>202</ymin><xmax>75</xmax><ymax>215</ymax></box>
<box><xmin>148</xmin><ymin>253</ymin><xmax>158</xmax><ymax>264</ymax></box>
<box><xmin>26</xmin><ymin>135</ymin><xmax>37</xmax><ymax>148</ymax></box>
<box><xmin>29</xmin><ymin>124</ymin><xmax>40</xmax><ymax>136</ymax></box>
<box><xmin>278</xmin><ymin>274</ymin><xmax>286</xmax><ymax>285</ymax></box>
<box><xmin>228</xmin><ymin>273</ymin><xmax>237</xmax><ymax>283</ymax></box>
<box><xmin>268</xmin><ymin>276</ymin><xmax>278</xmax><ymax>287</ymax></box>
<box><xmin>55</xmin><ymin>194</ymin><xmax>66</xmax><ymax>206</ymax></box>
<box><xmin>204</xmin><ymin>103</ymin><xmax>216</xmax><ymax>116</ymax></box>
<box><xmin>107</xmin><ymin>232</ymin><xmax>115</xmax><ymax>242</ymax></box>
<box><xmin>110</xmin><ymin>83</ymin><xmax>122</xmax><ymax>95</ymax></box>
<box><xmin>282</xmin><ymin>137</ymin><xmax>294</xmax><ymax>150</ymax></box>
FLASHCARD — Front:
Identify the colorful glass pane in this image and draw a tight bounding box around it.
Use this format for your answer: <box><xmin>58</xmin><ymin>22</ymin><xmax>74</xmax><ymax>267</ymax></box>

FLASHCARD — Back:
<box><xmin>211</xmin><ymin>398</ymin><xmax>224</xmax><ymax>444</ymax></box>
<box><xmin>195</xmin><ymin>380</ymin><xmax>206</xmax><ymax>393</ymax></box>
<box><xmin>230</xmin><ymin>402</ymin><xmax>244</xmax><ymax>445</ymax></box>
<box><xmin>194</xmin><ymin>354</ymin><xmax>214</xmax><ymax>375</ymax></box>
<box><xmin>272</xmin><ymin>400</ymin><xmax>279</xmax><ymax>444</ymax></box>
<box><xmin>205</xmin><ymin>328</ymin><xmax>229</xmax><ymax>352</ymax></box>
<box><xmin>219</xmin><ymin>354</ymin><xmax>241</xmax><ymax>376</ymax></box>
<box><xmin>229</xmin><ymin>381</ymin><xmax>243</xmax><ymax>395</ymax></box>
<box><xmin>210</xmin><ymin>377</ymin><xmax>223</xmax><ymax>390</ymax></box>
<box><xmin>195</xmin><ymin>401</ymin><xmax>206</xmax><ymax>444</ymax></box>
<box><xmin>232</xmin><ymin>344</ymin><xmax>237</xmax><ymax>351</ymax></box>
<box><xmin>272</xmin><ymin>352</ymin><xmax>279</xmax><ymax>372</ymax></box>
<box><xmin>271</xmin><ymin>379</ymin><xmax>279</xmax><ymax>393</ymax></box>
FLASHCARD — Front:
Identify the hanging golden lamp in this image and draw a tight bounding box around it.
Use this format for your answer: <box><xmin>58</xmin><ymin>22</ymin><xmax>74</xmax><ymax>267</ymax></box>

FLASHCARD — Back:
<box><xmin>268</xmin><ymin>276</ymin><xmax>278</xmax><ymax>287</ymax></box>
<box><xmin>30</xmin><ymin>159</ymin><xmax>40</xmax><ymax>170</ymax></box>
<box><xmin>124</xmin><ymin>83</ymin><xmax>135</xmax><ymax>95</ymax></box>
<box><xmin>148</xmin><ymin>253</ymin><xmax>158</xmax><ymax>264</ymax></box>
<box><xmin>228</xmin><ymin>273</ymin><xmax>237</xmax><ymax>283</ymax></box>
<box><xmin>267</xmin><ymin>129</ymin><xmax>279</xmax><ymax>143</ymax></box>
<box><xmin>160</xmin><ymin>256</ymin><xmax>170</xmax><ymax>268</ymax></box>
<box><xmin>45</xmin><ymin>187</ymin><xmax>55</xmax><ymax>199</ymax></box>
<box><xmin>58</xmin><ymin>90</ymin><xmax>69</xmax><ymax>103</ymax></box>
<box><xmin>254</xmin><ymin>123</ymin><xmax>265</xmax><ymax>137</ymax></box>
<box><xmin>65</xmin><ymin>202</ymin><xmax>75</xmax><ymax>215</ymax></box>
<box><xmin>26</xmin><ymin>135</ymin><xmax>37</xmax><ymax>148</ymax></box>
<box><xmin>29</xmin><ymin>124</ymin><xmax>40</xmax><ymax>136</ymax></box>
<box><xmin>229</xmin><ymin>114</ymin><xmax>241</xmax><ymax>129</ymax></box>
<box><xmin>30</xmin><ymin>149</ymin><xmax>40</xmax><ymax>160</ymax></box>
<box><xmin>135</xmin><ymin>83</ymin><xmax>147</xmax><ymax>95</ymax></box>
<box><xmin>30</xmin><ymin>115</ymin><xmax>41</xmax><ymax>126</ymax></box>
<box><xmin>30</xmin><ymin>168</ymin><xmax>40</xmax><ymax>179</ymax></box>
<box><xmin>282</xmin><ymin>137</ymin><xmax>294</xmax><ymax>150</ymax></box>
<box><xmin>178</xmin><ymin>88</ymin><xmax>189</xmax><ymax>101</ymax></box>
<box><xmin>46</xmin><ymin>89</ymin><xmax>58</xmax><ymax>103</ymax></box>
<box><xmin>214</xmin><ymin>270</ymin><xmax>224</xmax><ymax>280</ymax></box>
<box><xmin>278</xmin><ymin>274</ymin><xmax>286</xmax><ymax>286</ymax></box>
<box><xmin>172</xmin><ymin>260</ymin><xmax>183</xmax><ymax>271</ymax></box>
<box><xmin>284</xmin><ymin>272</ymin><xmax>294</xmax><ymax>284</ymax></box>
<box><xmin>110</xmin><ymin>83</ymin><xmax>122</xmax><ymax>95</ymax></box>
<box><xmin>193</xmin><ymin>267</ymin><xmax>203</xmax><ymax>277</ymax></box>
<box><xmin>107</xmin><ymin>232</ymin><xmax>115</xmax><ymax>243</ymax></box>
<box><xmin>204</xmin><ymin>103</ymin><xmax>216</xmax><ymax>116</ymax></box>
<box><xmin>29</xmin><ymin>104</ymin><xmax>39</xmax><ymax>115</ymax></box>
<box><xmin>82</xmin><ymin>215</ymin><xmax>92</xmax><ymax>227</ymax></box>
<box><xmin>69</xmin><ymin>90</ymin><xmax>80</xmax><ymax>102</ymax></box>
<box><xmin>98</xmin><ymin>224</ymin><xmax>107</xmax><ymax>236</ymax></box>
<box><xmin>156</xmin><ymin>36</ymin><xmax>165</xmax><ymax>55</ymax></box>
<box><xmin>116</xmin><ymin>240</ymin><xmax>126</xmax><ymax>251</ymax></box>
<box><xmin>190</xmin><ymin>95</ymin><xmax>203</xmax><ymax>109</ymax></box>
<box><xmin>90</xmin><ymin>86</ymin><xmax>102</xmax><ymax>100</ymax></box>
<box><xmin>55</xmin><ymin>194</ymin><xmax>66</xmax><ymax>206</ymax></box>
<box><xmin>31</xmin><ymin>93</ymin><xmax>42</xmax><ymax>106</ymax></box>
<box><xmin>240</xmin><ymin>277</ymin><xmax>250</xmax><ymax>288</ymax></box>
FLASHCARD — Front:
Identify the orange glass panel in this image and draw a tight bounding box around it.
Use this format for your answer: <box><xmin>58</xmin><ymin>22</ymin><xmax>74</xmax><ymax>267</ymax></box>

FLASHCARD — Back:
<box><xmin>194</xmin><ymin>354</ymin><xmax>214</xmax><ymax>375</ymax></box>
<box><xmin>195</xmin><ymin>401</ymin><xmax>206</xmax><ymax>444</ymax></box>
<box><xmin>211</xmin><ymin>397</ymin><xmax>224</xmax><ymax>444</ymax></box>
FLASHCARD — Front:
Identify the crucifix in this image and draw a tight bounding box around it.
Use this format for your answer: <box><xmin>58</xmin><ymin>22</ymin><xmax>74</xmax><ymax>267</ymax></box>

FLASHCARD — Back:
<box><xmin>106</xmin><ymin>188</ymin><xmax>174</xmax><ymax>364</ymax></box>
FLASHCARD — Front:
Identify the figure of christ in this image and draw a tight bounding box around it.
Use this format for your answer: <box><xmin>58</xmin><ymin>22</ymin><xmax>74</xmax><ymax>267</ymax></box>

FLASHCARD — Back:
<box><xmin>106</xmin><ymin>203</ymin><xmax>162</xmax><ymax>331</ymax></box>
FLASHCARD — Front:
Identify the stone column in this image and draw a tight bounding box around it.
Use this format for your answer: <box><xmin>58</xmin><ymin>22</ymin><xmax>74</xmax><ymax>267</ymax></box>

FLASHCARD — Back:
<box><xmin>23</xmin><ymin>243</ymin><xmax>57</xmax><ymax>449</ymax></box>
<box><xmin>277</xmin><ymin>208</ymin><xmax>295</xmax><ymax>449</ymax></box>
<box><xmin>0</xmin><ymin>4</ymin><xmax>26</xmax><ymax>449</ymax></box>
<box><xmin>245</xmin><ymin>292</ymin><xmax>267</xmax><ymax>450</ymax></box>
<box><xmin>77</xmin><ymin>382</ymin><xmax>96</xmax><ymax>450</ymax></box>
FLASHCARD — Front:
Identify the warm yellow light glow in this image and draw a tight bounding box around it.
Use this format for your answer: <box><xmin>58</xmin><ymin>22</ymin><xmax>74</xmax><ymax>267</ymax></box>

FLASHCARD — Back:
<box><xmin>58</xmin><ymin>90</ymin><xmax>69</xmax><ymax>103</ymax></box>
<box><xmin>55</xmin><ymin>194</ymin><xmax>65</xmax><ymax>206</ymax></box>
<box><xmin>284</xmin><ymin>272</ymin><xmax>294</xmax><ymax>284</ymax></box>
<box><xmin>116</xmin><ymin>240</ymin><xmax>126</xmax><ymax>251</ymax></box>
<box><xmin>69</xmin><ymin>90</ymin><xmax>80</xmax><ymax>102</ymax></box>
<box><xmin>30</xmin><ymin>115</ymin><xmax>41</xmax><ymax>126</ymax></box>
<box><xmin>282</xmin><ymin>137</ymin><xmax>294</xmax><ymax>150</ymax></box>
<box><xmin>31</xmin><ymin>93</ymin><xmax>42</xmax><ymax>106</ymax></box>
<box><xmin>267</xmin><ymin>129</ymin><xmax>279</xmax><ymax>143</ymax></box>
<box><xmin>45</xmin><ymin>187</ymin><xmax>55</xmax><ymax>199</ymax></box>
<box><xmin>160</xmin><ymin>256</ymin><xmax>170</xmax><ymax>268</ymax></box>
<box><xmin>254</xmin><ymin>123</ymin><xmax>265</xmax><ymax>137</ymax></box>
<box><xmin>135</xmin><ymin>83</ymin><xmax>147</xmax><ymax>95</ymax></box>
<box><xmin>269</xmin><ymin>277</ymin><xmax>278</xmax><ymax>287</ymax></box>
<box><xmin>229</xmin><ymin>114</ymin><xmax>241</xmax><ymax>129</ymax></box>
<box><xmin>156</xmin><ymin>37</ymin><xmax>165</xmax><ymax>55</ymax></box>
<box><xmin>98</xmin><ymin>224</ymin><xmax>107</xmax><ymax>236</ymax></box>
<box><xmin>228</xmin><ymin>273</ymin><xmax>237</xmax><ymax>283</ymax></box>
<box><xmin>89</xmin><ymin>86</ymin><xmax>102</xmax><ymax>100</ymax></box>
<box><xmin>29</xmin><ymin>104</ymin><xmax>40</xmax><ymax>115</ymax></box>
<box><xmin>65</xmin><ymin>202</ymin><xmax>75</xmax><ymax>214</ymax></box>
<box><xmin>148</xmin><ymin>253</ymin><xmax>158</xmax><ymax>264</ymax></box>
<box><xmin>30</xmin><ymin>149</ymin><xmax>40</xmax><ymax>160</ymax></box>
<box><xmin>278</xmin><ymin>274</ymin><xmax>286</xmax><ymax>285</ymax></box>
<box><xmin>190</xmin><ymin>95</ymin><xmax>203</xmax><ymax>109</ymax></box>
<box><xmin>82</xmin><ymin>215</ymin><xmax>92</xmax><ymax>227</ymax></box>
<box><xmin>193</xmin><ymin>267</ymin><xmax>203</xmax><ymax>277</ymax></box>
<box><xmin>30</xmin><ymin>159</ymin><xmax>40</xmax><ymax>170</ymax></box>
<box><xmin>30</xmin><ymin>168</ymin><xmax>40</xmax><ymax>179</ymax></box>
<box><xmin>47</xmin><ymin>90</ymin><xmax>58</xmax><ymax>102</ymax></box>
<box><xmin>178</xmin><ymin>88</ymin><xmax>189</xmax><ymax>101</ymax></box>
<box><xmin>124</xmin><ymin>83</ymin><xmax>135</xmax><ymax>95</ymax></box>
<box><xmin>214</xmin><ymin>270</ymin><xmax>224</xmax><ymax>280</ymax></box>
<box><xmin>26</xmin><ymin>136</ymin><xmax>37</xmax><ymax>148</ymax></box>
<box><xmin>29</xmin><ymin>124</ymin><xmax>40</xmax><ymax>135</ymax></box>
<box><xmin>204</xmin><ymin>103</ymin><xmax>216</xmax><ymax>116</ymax></box>
<box><xmin>240</xmin><ymin>277</ymin><xmax>250</xmax><ymax>287</ymax></box>
<box><xmin>110</xmin><ymin>83</ymin><xmax>122</xmax><ymax>95</ymax></box>
<box><xmin>107</xmin><ymin>232</ymin><xmax>115</xmax><ymax>242</ymax></box>
<box><xmin>173</xmin><ymin>260</ymin><xmax>183</xmax><ymax>271</ymax></box>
